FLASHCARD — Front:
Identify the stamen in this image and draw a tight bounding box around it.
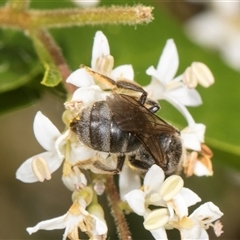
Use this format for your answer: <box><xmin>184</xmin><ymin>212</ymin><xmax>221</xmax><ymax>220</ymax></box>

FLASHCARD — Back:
<box><xmin>159</xmin><ymin>175</ymin><xmax>184</xmax><ymax>201</ymax></box>
<box><xmin>182</xmin><ymin>66</ymin><xmax>198</xmax><ymax>88</ymax></box>
<box><xmin>95</xmin><ymin>55</ymin><xmax>114</xmax><ymax>74</ymax></box>
<box><xmin>32</xmin><ymin>156</ymin><xmax>51</xmax><ymax>182</ymax></box>
<box><xmin>191</xmin><ymin>62</ymin><xmax>214</xmax><ymax>88</ymax></box>
<box><xmin>55</xmin><ymin>130</ymin><xmax>70</xmax><ymax>159</ymax></box>
<box><xmin>143</xmin><ymin>208</ymin><xmax>169</xmax><ymax>230</ymax></box>
<box><xmin>166</xmin><ymin>77</ymin><xmax>183</xmax><ymax>90</ymax></box>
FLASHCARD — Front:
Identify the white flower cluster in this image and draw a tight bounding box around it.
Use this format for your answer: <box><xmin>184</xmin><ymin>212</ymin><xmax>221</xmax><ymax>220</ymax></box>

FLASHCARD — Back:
<box><xmin>125</xmin><ymin>164</ymin><xmax>223</xmax><ymax>239</ymax></box>
<box><xmin>185</xmin><ymin>1</ymin><xmax>240</xmax><ymax>71</ymax></box>
<box><xmin>16</xmin><ymin>31</ymin><xmax>223</xmax><ymax>239</ymax></box>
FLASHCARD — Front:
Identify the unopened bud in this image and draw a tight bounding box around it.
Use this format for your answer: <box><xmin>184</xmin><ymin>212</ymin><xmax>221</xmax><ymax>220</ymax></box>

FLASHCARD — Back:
<box><xmin>93</xmin><ymin>179</ymin><xmax>106</xmax><ymax>195</ymax></box>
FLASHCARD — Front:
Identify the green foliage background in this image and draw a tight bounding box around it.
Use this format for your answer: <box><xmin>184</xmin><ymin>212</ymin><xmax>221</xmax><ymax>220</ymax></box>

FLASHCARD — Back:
<box><xmin>0</xmin><ymin>0</ymin><xmax>239</xmax><ymax>239</ymax></box>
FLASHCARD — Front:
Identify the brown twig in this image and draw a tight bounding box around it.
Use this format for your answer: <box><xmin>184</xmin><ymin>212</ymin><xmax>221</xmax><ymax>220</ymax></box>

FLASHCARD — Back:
<box><xmin>105</xmin><ymin>175</ymin><xmax>132</xmax><ymax>240</ymax></box>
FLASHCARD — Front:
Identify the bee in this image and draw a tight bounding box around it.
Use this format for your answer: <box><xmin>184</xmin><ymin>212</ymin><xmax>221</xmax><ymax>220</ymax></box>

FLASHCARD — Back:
<box><xmin>69</xmin><ymin>66</ymin><xmax>182</xmax><ymax>175</ymax></box>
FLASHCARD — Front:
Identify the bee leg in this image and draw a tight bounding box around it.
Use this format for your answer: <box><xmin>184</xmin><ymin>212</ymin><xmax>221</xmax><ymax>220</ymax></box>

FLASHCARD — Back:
<box><xmin>81</xmin><ymin>65</ymin><xmax>148</xmax><ymax>104</ymax></box>
<box><xmin>129</xmin><ymin>155</ymin><xmax>151</xmax><ymax>171</ymax></box>
<box><xmin>91</xmin><ymin>154</ymin><xmax>125</xmax><ymax>174</ymax></box>
<box><xmin>116</xmin><ymin>80</ymin><xmax>147</xmax><ymax>105</ymax></box>
<box><xmin>144</xmin><ymin>99</ymin><xmax>160</xmax><ymax>113</ymax></box>
<box><xmin>92</xmin><ymin>161</ymin><xmax>119</xmax><ymax>174</ymax></box>
<box><xmin>115</xmin><ymin>154</ymin><xmax>125</xmax><ymax>173</ymax></box>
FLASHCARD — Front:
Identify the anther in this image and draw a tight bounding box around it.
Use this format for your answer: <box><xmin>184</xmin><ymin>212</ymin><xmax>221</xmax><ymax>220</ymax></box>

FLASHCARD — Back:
<box><xmin>32</xmin><ymin>156</ymin><xmax>51</xmax><ymax>182</ymax></box>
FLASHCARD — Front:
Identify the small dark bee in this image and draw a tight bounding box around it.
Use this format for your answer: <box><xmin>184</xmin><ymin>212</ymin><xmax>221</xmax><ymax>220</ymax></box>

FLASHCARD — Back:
<box><xmin>69</xmin><ymin>66</ymin><xmax>182</xmax><ymax>175</ymax></box>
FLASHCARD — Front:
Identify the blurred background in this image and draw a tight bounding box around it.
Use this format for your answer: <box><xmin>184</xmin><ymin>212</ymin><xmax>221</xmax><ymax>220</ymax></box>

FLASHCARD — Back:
<box><xmin>1</xmin><ymin>1</ymin><xmax>240</xmax><ymax>239</ymax></box>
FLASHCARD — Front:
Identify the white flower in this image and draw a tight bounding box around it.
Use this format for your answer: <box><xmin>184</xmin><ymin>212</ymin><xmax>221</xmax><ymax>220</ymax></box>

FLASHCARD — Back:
<box><xmin>27</xmin><ymin>198</ymin><xmax>107</xmax><ymax>240</ymax></box>
<box><xmin>16</xmin><ymin>111</ymin><xmax>65</xmax><ymax>183</ymax></box>
<box><xmin>125</xmin><ymin>165</ymin><xmax>200</xmax><ymax>218</ymax></box>
<box><xmin>181</xmin><ymin>124</ymin><xmax>214</xmax><ymax>177</ymax></box>
<box><xmin>66</xmin><ymin>31</ymin><xmax>134</xmax><ymax>89</ymax></box>
<box><xmin>185</xmin><ymin>1</ymin><xmax>240</xmax><ymax>71</ymax></box>
<box><xmin>181</xmin><ymin>123</ymin><xmax>206</xmax><ymax>151</ymax></box>
<box><xmin>15</xmin><ymin>111</ymin><xmax>94</xmax><ymax>188</ymax></box>
<box><xmin>179</xmin><ymin>202</ymin><xmax>223</xmax><ymax>239</ymax></box>
<box><xmin>62</xmin><ymin>162</ymin><xmax>87</xmax><ymax>191</ymax></box>
<box><xmin>124</xmin><ymin>165</ymin><xmax>201</xmax><ymax>239</ymax></box>
<box><xmin>145</xmin><ymin>39</ymin><xmax>202</xmax><ymax>107</ymax></box>
<box><xmin>144</xmin><ymin>39</ymin><xmax>210</xmax><ymax>127</ymax></box>
<box><xmin>119</xmin><ymin>164</ymin><xmax>141</xmax><ymax>201</ymax></box>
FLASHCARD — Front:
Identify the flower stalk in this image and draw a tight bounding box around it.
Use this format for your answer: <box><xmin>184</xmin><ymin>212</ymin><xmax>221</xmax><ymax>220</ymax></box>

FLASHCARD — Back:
<box><xmin>105</xmin><ymin>175</ymin><xmax>132</xmax><ymax>240</ymax></box>
<box><xmin>31</xmin><ymin>29</ymin><xmax>75</xmax><ymax>92</ymax></box>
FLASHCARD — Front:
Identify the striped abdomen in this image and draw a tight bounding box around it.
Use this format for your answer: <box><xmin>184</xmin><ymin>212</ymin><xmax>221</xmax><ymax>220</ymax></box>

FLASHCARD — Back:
<box><xmin>70</xmin><ymin>101</ymin><xmax>140</xmax><ymax>153</ymax></box>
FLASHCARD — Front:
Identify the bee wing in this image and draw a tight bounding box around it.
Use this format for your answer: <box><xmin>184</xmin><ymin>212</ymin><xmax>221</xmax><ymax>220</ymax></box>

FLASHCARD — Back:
<box><xmin>106</xmin><ymin>93</ymin><xmax>176</xmax><ymax>168</ymax></box>
<box><xmin>106</xmin><ymin>93</ymin><xmax>176</xmax><ymax>134</ymax></box>
<box><xmin>138</xmin><ymin>133</ymin><xmax>168</xmax><ymax>169</ymax></box>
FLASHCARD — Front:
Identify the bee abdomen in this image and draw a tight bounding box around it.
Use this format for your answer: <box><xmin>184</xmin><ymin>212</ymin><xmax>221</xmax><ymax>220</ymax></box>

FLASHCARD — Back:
<box><xmin>72</xmin><ymin>101</ymin><xmax>111</xmax><ymax>151</ymax></box>
<box><xmin>70</xmin><ymin>101</ymin><xmax>135</xmax><ymax>153</ymax></box>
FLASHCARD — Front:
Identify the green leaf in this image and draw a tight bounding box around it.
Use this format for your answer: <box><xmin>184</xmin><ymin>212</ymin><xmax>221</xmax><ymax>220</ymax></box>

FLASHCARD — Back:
<box><xmin>0</xmin><ymin>83</ymin><xmax>42</xmax><ymax>115</ymax></box>
<box><xmin>0</xmin><ymin>30</ymin><xmax>40</xmax><ymax>93</ymax></box>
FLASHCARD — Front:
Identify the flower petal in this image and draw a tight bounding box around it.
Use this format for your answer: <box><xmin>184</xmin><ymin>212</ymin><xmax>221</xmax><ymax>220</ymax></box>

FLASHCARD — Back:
<box><xmin>27</xmin><ymin>214</ymin><xmax>68</xmax><ymax>234</ymax></box>
<box><xmin>145</xmin><ymin>67</ymin><xmax>165</xmax><ymax>99</ymax></box>
<box><xmin>180</xmin><ymin>223</ymin><xmax>209</xmax><ymax>240</ymax></box>
<box><xmin>91</xmin><ymin>31</ymin><xmax>110</xmax><ymax>70</ymax></box>
<box><xmin>193</xmin><ymin>161</ymin><xmax>213</xmax><ymax>176</ymax></box>
<box><xmin>171</xmin><ymin>194</ymin><xmax>189</xmax><ymax>219</ymax></box>
<box><xmin>166</xmin><ymin>86</ymin><xmax>202</xmax><ymax>106</ymax></box>
<box><xmin>181</xmin><ymin>133</ymin><xmax>201</xmax><ymax>151</ymax></box>
<box><xmin>190</xmin><ymin>202</ymin><xmax>223</xmax><ymax>223</ymax></box>
<box><xmin>179</xmin><ymin>187</ymin><xmax>201</xmax><ymax>207</ymax></box>
<box><xmin>185</xmin><ymin>11</ymin><xmax>225</xmax><ymax>50</ymax></box>
<box><xmin>111</xmin><ymin>64</ymin><xmax>134</xmax><ymax>81</ymax></box>
<box><xmin>66</xmin><ymin>68</ymin><xmax>95</xmax><ymax>87</ymax></box>
<box><xmin>92</xmin><ymin>215</ymin><xmax>108</xmax><ymax>235</ymax></box>
<box><xmin>144</xmin><ymin>165</ymin><xmax>165</xmax><ymax>196</ymax></box>
<box><xmin>33</xmin><ymin>112</ymin><xmax>61</xmax><ymax>151</ymax></box>
<box><xmin>181</xmin><ymin>124</ymin><xmax>206</xmax><ymax>151</ymax></box>
<box><xmin>71</xmin><ymin>85</ymin><xmax>106</xmax><ymax>104</ymax></box>
<box><xmin>164</xmin><ymin>95</ymin><xmax>196</xmax><ymax>127</ymax></box>
<box><xmin>119</xmin><ymin>164</ymin><xmax>141</xmax><ymax>200</ymax></box>
<box><xmin>16</xmin><ymin>151</ymin><xmax>63</xmax><ymax>183</ymax></box>
<box><xmin>124</xmin><ymin>190</ymin><xmax>146</xmax><ymax>216</ymax></box>
<box><xmin>156</xmin><ymin>39</ymin><xmax>179</xmax><ymax>84</ymax></box>
<box><xmin>149</xmin><ymin>227</ymin><xmax>168</xmax><ymax>240</ymax></box>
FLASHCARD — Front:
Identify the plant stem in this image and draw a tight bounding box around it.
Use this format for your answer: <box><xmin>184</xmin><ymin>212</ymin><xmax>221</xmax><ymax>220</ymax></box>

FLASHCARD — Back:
<box><xmin>105</xmin><ymin>175</ymin><xmax>132</xmax><ymax>240</ymax></box>
<box><xmin>32</xmin><ymin>29</ymin><xmax>76</xmax><ymax>94</ymax></box>
<box><xmin>0</xmin><ymin>5</ymin><xmax>153</xmax><ymax>30</ymax></box>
